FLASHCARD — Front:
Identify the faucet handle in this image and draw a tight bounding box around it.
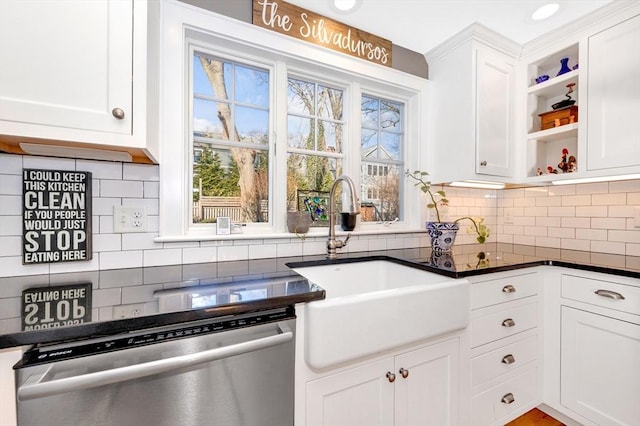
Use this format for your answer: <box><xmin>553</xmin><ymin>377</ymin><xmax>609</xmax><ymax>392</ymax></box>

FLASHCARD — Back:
<box><xmin>343</xmin><ymin>233</ymin><xmax>351</xmax><ymax>246</ymax></box>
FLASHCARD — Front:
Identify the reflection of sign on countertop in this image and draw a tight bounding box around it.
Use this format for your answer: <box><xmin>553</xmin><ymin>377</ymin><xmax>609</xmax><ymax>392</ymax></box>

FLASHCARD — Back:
<box><xmin>252</xmin><ymin>0</ymin><xmax>392</xmax><ymax>67</ymax></box>
<box><xmin>22</xmin><ymin>283</ymin><xmax>92</xmax><ymax>331</ymax></box>
<box><xmin>22</xmin><ymin>169</ymin><xmax>92</xmax><ymax>264</ymax></box>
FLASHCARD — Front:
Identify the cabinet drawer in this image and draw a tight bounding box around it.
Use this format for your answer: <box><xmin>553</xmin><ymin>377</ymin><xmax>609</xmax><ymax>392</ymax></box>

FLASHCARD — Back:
<box><xmin>471</xmin><ymin>273</ymin><xmax>538</xmax><ymax>310</ymax></box>
<box><xmin>471</xmin><ymin>334</ymin><xmax>537</xmax><ymax>387</ymax></box>
<box><xmin>561</xmin><ymin>274</ymin><xmax>640</xmax><ymax>317</ymax></box>
<box><xmin>471</xmin><ymin>302</ymin><xmax>537</xmax><ymax>348</ymax></box>
<box><xmin>471</xmin><ymin>367</ymin><xmax>538</xmax><ymax>426</ymax></box>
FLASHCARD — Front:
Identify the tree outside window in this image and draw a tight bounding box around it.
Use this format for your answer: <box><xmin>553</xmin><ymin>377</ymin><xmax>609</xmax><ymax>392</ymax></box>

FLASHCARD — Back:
<box><xmin>191</xmin><ymin>53</ymin><xmax>270</xmax><ymax>224</ymax></box>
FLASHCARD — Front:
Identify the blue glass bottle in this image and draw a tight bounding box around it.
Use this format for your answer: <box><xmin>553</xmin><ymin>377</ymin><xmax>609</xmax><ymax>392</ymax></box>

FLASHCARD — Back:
<box><xmin>557</xmin><ymin>57</ymin><xmax>572</xmax><ymax>76</ymax></box>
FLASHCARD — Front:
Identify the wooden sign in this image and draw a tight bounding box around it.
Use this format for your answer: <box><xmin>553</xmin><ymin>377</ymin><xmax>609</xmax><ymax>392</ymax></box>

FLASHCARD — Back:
<box><xmin>22</xmin><ymin>283</ymin><xmax>92</xmax><ymax>331</ymax></box>
<box><xmin>253</xmin><ymin>0</ymin><xmax>392</xmax><ymax>67</ymax></box>
<box><xmin>22</xmin><ymin>169</ymin><xmax>92</xmax><ymax>264</ymax></box>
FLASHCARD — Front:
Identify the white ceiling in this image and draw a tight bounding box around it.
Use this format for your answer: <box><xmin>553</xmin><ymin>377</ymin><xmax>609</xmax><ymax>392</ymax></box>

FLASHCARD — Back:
<box><xmin>283</xmin><ymin>0</ymin><xmax>614</xmax><ymax>55</ymax></box>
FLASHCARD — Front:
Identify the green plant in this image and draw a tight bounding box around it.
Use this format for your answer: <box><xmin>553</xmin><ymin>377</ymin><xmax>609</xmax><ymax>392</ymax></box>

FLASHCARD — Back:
<box><xmin>405</xmin><ymin>170</ymin><xmax>490</xmax><ymax>243</ymax></box>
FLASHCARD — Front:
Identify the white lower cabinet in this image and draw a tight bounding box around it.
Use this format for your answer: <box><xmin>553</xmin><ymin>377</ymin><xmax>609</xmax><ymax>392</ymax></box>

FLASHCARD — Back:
<box><xmin>468</xmin><ymin>271</ymin><xmax>541</xmax><ymax>425</ymax></box>
<box><xmin>559</xmin><ymin>273</ymin><xmax>640</xmax><ymax>426</ymax></box>
<box><xmin>305</xmin><ymin>338</ymin><xmax>459</xmax><ymax>426</ymax></box>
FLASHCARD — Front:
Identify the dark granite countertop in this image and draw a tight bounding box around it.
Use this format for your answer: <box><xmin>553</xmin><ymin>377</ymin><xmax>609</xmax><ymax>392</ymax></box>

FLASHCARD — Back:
<box><xmin>1</xmin><ymin>243</ymin><xmax>638</xmax><ymax>350</ymax></box>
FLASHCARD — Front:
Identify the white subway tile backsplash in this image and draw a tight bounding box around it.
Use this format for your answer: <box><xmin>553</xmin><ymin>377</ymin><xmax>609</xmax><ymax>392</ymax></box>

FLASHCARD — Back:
<box><xmin>93</xmin><ymin>197</ymin><xmax>121</xmax><ymax>216</ymax></box>
<box><xmin>608</xmin><ymin>230</ymin><xmax>640</xmax><ymax>243</ymax></box>
<box><xmin>591</xmin><ymin>217</ymin><xmax>626</xmax><ymax>230</ymax></box>
<box><xmin>144</xmin><ymin>181</ymin><xmax>160</xmax><ymax>198</ymax></box>
<box><xmin>0</xmin><ymin>174</ymin><xmax>22</xmax><ymax>195</ymax></box>
<box><xmin>0</xmin><ymin>154</ymin><xmax>23</xmax><ymax>174</ymax></box>
<box><xmin>524</xmin><ymin>226</ymin><xmax>547</xmax><ymax>237</ymax></box>
<box><xmin>100</xmin><ymin>180</ymin><xmax>144</xmax><ymax>198</ymax></box>
<box><xmin>0</xmin><ymin>215</ymin><xmax>22</xmax><ymax>236</ymax></box>
<box><xmin>144</xmin><ymin>249</ymin><xmax>182</xmax><ymax>267</ymax></box>
<box><xmin>182</xmin><ymin>246</ymin><xmax>217</xmax><ymax>264</ymax></box>
<box><xmin>49</xmin><ymin>257</ymin><xmax>99</xmax><ymax>274</ymax></box>
<box><xmin>608</xmin><ymin>205</ymin><xmax>634</xmax><ymax>218</ymax></box>
<box><xmin>591</xmin><ymin>193</ymin><xmax>626</xmax><ymax>206</ymax></box>
<box><xmin>122</xmin><ymin>233</ymin><xmax>162</xmax><ymax>250</ymax></box>
<box><xmin>92</xmin><ymin>234</ymin><xmax>122</xmax><ymax>252</ymax></box>
<box><xmin>609</xmin><ymin>179</ymin><xmax>640</xmax><ymax>193</ymax></box>
<box><xmin>562</xmin><ymin>194</ymin><xmax>592</xmax><ymax>206</ymax></box>
<box><xmin>560</xmin><ymin>217</ymin><xmax>591</xmax><ymax>228</ymax></box>
<box><xmin>218</xmin><ymin>245</ymin><xmax>249</xmax><ymax>262</ymax></box>
<box><xmin>576</xmin><ymin>228</ymin><xmax>607</xmax><ymax>241</ymax></box>
<box><xmin>548</xmin><ymin>206</ymin><xmax>575</xmax><ymax>217</ymax></box>
<box><xmin>100</xmin><ymin>250</ymin><xmax>143</xmax><ymax>270</ymax></box>
<box><xmin>513</xmin><ymin>235</ymin><xmax>535</xmax><ymax>245</ymax></box>
<box><xmin>537</xmin><ymin>216</ymin><xmax>560</xmax><ymax>227</ymax></box>
<box><xmin>591</xmin><ymin>241</ymin><xmax>626</xmax><ymax>255</ymax></box>
<box><xmin>0</xmin><ymin>256</ymin><xmax>49</xmax><ymax>277</ymax></box>
<box><xmin>76</xmin><ymin>160</ymin><xmax>122</xmax><ymax>179</ymax></box>
<box><xmin>23</xmin><ymin>155</ymin><xmax>76</xmax><ymax>171</ymax></box>
<box><xmin>122</xmin><ymin>198</ymin><xmax>159</xmax><ymax>215</ymax></box>
<box><xmin>549</xmin><ymin>227</ymin><xmax>575</xmax><ymax>239</ymax></box>
<box><xmin>535</xmin><ymin>236</ymin><xmax>560</xmax><ymax>248</ymax></box>
<box><xmin>0</xmin><ymin>195</ymin><xmax>22</xmax><ymax>215</ymax></box>
<box><xmin>576</xmin><ymin>182</ymin><xmax>609</xmax><ymax>195</ymax></box>
<box><xmin>561</xmin><ymin>239</ymin><xmax>591</xmax><ymax>251</ymax></box>
<box><xmin>123</xmin><ymin>163</ymin><xmax>160</xmax><ymax>181</ymax></box>
<box><xmin>248</xmin><ymin>243</ymin><xmax>277</xmax><ymax>259</ymax></box>
<box><xmin>575</xmin><ymin>206</ymin><xmax>607</xmax><ymax>217</ymax></box>
<box><xmin>548</xmin><ymin>185</ymin><xmax>575</xmax><ymax>196</ymax></box>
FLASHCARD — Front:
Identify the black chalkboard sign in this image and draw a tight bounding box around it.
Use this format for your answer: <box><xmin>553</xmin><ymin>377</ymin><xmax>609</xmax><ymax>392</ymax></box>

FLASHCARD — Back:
<box><xmin>22</xmin><ymin>169</ymin><xmax>92</xmax><ymax>264</ymax></box>
<box><xmin>22</xmin><ymin>283</ymin><xmax>92</xmax><ymax>331</ymax></box>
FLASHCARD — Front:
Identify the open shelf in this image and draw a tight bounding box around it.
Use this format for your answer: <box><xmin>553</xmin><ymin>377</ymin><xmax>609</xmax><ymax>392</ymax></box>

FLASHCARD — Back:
<box><xmin>528</xmin><ymin>69</ymin><xmax>579</xmax><ymax>97</ymax></box>
<box><xmin>527</xmin><ymin>123</ymin><xmax>578</xmax><ymax>142</ymax></box>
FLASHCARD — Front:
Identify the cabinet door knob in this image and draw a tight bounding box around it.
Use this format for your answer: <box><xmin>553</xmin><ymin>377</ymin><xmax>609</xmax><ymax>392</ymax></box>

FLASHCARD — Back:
<box><xmin>594</xmin><ymin>289</ymin><xmax>625</xmax><ymax>300</ymax></box>
<box><xmin>480</xmin><ymin>161</ymin><xmax>487</xmax><ymax>166</ymax></box>
<box><xmin>399</xmin><ymin>368</ymin><xmax>409</xmax><ymax>379</ymax></box>
<box><xmin>502</xmin><ymin>285</ymin><xmax>516</xmax><ymax>293</ymax></box>
<box><xmin>501</xmin><ymin>393</ymin><xmax>515</xmax><ymax>405</ymax></box>
<box><xmin>501</xmin><ymin>318</ymin><xmax>516</xmax><ymax>328</ymax></box>
<box><xmin>386</xmin><ymin>372</ymin><xmax>396</xmax><ymax>383</ymax></box>
<box><xmin>112</xmin><ymin>108</ymin><xmax>126</xmax><ymax>119</ymax></box>
<box><xmin>501</xmin><ymin>354</ymin><xmax>515</xmax><ymax>365</ymax></box>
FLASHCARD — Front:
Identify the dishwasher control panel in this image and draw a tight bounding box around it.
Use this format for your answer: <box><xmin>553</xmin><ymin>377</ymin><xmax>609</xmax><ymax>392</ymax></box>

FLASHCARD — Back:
<box><xmin>17</xmin><ymin>306</ymin><xmax>295</xmax><ymax>367</ymax></box>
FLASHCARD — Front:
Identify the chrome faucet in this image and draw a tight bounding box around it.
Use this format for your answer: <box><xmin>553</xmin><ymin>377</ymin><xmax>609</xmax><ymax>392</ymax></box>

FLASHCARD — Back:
<box><xmin>327</xmin><ymin>175</ymin><xmax>360</xmax><ymax>259</ymax></box>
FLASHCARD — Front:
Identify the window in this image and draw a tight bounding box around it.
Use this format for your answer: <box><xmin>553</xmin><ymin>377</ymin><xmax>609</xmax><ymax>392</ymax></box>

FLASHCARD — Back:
<box><xmin>286</xmin><ymin>77</ymin><xmax>344</xmax><ymax>216</ymax></box>
<box><xmin>158</xmin><ymin>14</ymin><xmax>426</xmax><ymax>240</ymax></box>
<box><xmin>191</xmin><ymin>53</ymin><xmax>270</xmax><ymax>225</ymax></box>
<box><xmin>360</xmin><ymin>96</ymin><xmax>404</xmax><ymax>222</ymax></box>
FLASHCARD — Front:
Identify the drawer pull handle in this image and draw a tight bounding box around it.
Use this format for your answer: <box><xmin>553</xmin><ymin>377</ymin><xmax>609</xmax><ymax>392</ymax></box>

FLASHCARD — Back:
<box><xmin>501</xmin><ymin>393</ymin><xmax>515</xmax><ymax>405</ymax></box>
<box><xmin>595</xmin><ymin>289</ymin><xmax>625</xmax><ymax>300</ymax></box>
<box><xmin>502</xmin><ymin>318</ymin><xmax>516</xmax><ymax>328</ymax></box>
<box><xmin>399</xmin><ymin>368</ymin><xmax>409</xmax><ymax>379</ymax></box>
<box><xmin>502</xmin><ymin>285</ymin><xmax>516</xmax><ymax>293</ymax></box>
<box><xmin>501</xmin><ymin>354</ymin><xmax>516</xmax><ymax>365</ymax></box>
<box><xmin>386</xmin><ymin>372</ymin><xmax>396</xmax><ymax>383</ymax></box>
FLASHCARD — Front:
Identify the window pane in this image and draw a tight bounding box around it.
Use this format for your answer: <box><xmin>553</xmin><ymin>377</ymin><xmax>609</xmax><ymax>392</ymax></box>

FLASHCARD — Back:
<box><xmin>234</xmin><ymin>65</ymin><xmax>269</xmax><ymax>107</ymax></box>
<box><xmin>287</xmin><ymin>153</ymin><xmax>341</xmax><ymax>223</ymax></box>
<box><xmin>318</xmin><ymin>119</ymin><xmax>342</xmax><ymax>153</ymax></box>
<box><xmin>192</xmin><ymin>52</ymin><xmax>270</xmax><ymax>225</ymax></box>
<box><xmin>318</xmin><ymin>85</ymin><xmax>343</xmax><ymax>120</ymax></box>
<box><xmin>236</xmin><ymin>106</ymin><xmax>269</xmax><ymax>144</ymax></box>
<box><xmin>287</xmin><ymin>116</ymin><xmax>312</xmax><ymax>149</ymax></box>
<box><xmin>360</xmin><ymin>164</ymin><xmax>400</xmax><ymax>222</ymax></box>
<box><xmin>360</xmin><ymin>94</ymin><xmax>404</xmax><ymax>223</ymax></box>
<box><xmin>287</xmin><ymin>78</ymin><xmax>315</xmax><ymax>115</ymax></box>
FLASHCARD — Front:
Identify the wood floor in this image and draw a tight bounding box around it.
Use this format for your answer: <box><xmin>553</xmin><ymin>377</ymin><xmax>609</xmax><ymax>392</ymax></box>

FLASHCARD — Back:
<box><xmin>505</xmin><ymin>408</ymin><xmax>565</xmax><ymax>426</ymax></box>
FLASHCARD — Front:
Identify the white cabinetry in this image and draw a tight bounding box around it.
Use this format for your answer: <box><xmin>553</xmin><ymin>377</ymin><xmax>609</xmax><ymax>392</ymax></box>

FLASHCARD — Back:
<box><xmin>586</xmin><ymin>14</ymin><xmax>640</xmax><ymax>173</ymax></box>
<box><xmin>559</xmin><ymin>273</ymin><xmax>640</xmax><ymax>426</ymax></box>
<box><xmin>304</xmin><ymin>338</ymin><xmax>459</xmax><ymax>426</ymax></box>
<box><xmin>522</xmin><ymin>3</ymin><xmax>640</xmax><ymax>182</ymax></box>
<box><xmin>468</xmin><ymin>271</ymin><xmax>540</xmax><ymax>425</ymax></box>
<box><xmin>0</xmin><ymin>0</ymin><xmax>156</xmax><ymax>163</ymax></box>
<box><xmin>427</xmin><ymin>24</ymin><xmax>519</xmax><ymax>183</ymax></box>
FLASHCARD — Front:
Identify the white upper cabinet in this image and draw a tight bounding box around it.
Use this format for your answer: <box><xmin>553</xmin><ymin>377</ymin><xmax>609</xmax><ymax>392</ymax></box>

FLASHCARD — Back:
<box><xmin>0</xmin><ymin>0</ymin><xmax>156</xmax><ymax>162</ymax></box>
<box><xmin>427</xmin><ymin>24</ymin><xmax>519</xmax><ymax>184</ymax></box>
<box><xmin>586</xmin><ymin>14</ymin><xmax>640</xmax><ymax>173</ymax></box>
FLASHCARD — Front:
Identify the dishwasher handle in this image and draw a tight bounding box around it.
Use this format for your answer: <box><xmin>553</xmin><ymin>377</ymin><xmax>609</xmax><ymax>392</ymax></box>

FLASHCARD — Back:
<box><xmin>18</xmin><ymin>322</ymin><xmax>292</xmax><ymax>402</ymax></box>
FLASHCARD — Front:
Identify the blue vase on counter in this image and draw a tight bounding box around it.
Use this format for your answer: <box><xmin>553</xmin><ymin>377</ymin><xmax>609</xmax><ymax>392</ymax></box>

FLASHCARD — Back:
<box><xmin>557</xmin><ymin>57</ymin><xmax>572</xmax><ymax>76</ymax></box>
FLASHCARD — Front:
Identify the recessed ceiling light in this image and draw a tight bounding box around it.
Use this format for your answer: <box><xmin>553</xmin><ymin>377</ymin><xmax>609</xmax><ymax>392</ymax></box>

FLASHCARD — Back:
<box><xmin>531</xmin><ymin>3</ymin><xmax>560</xmax><ymax>21</ymax></box>
<box><xmin>334</xmin><ymin>0</ymin><xmax>356</xmax><ymax>11</ymax></box>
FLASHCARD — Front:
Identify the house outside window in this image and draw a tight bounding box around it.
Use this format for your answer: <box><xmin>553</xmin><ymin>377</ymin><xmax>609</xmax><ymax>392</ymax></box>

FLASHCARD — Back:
<box><xmin>360</xmin><ymin>95</ymin><xmax>404</xmax><ymax>222</ymax></box>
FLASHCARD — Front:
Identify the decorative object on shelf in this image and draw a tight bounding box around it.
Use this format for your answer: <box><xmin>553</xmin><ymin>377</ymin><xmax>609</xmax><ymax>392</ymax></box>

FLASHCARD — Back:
<box><xmin>558</xmin><ymin>147</ymin><xmax>570</xmax><ymax>172</ymax></box>
<box><xmin>537</xmin><ymin>167</ymin><xmax>543</xmax><ymax>176</ymax></box>
<box><xmin>539</xmin><ymin>105</ymin><xmax>578</xmax><ymax>130</ymax></box>
<box><xmin>535</xmin><ymin>74</ymin><xmax>549</xmax><ymax>84</ymax></box>
<box><xmin>557</xmin><ymin>57</ymin><xmax>572</xmax><ymax>76</ymax></box>
<box><xmin>551</xmin><ymin>83</ymin><xmax>576</xmax><ymax>110</ymax></box>
<box><xmin>287</xmin><ymin>211</ymin><xmax>311</xmax><ymax>234</ymax></box>
<box><xmin>298</xmin><ymin>190</ymin><xmax>329</xmax><ymax>226</ymax></box>
<box><xmin>405</xmin><ymin>170</ymin><xmax>490</xmax><ymax>252</ymax></box>
<box><xmin>567</xmin><ymin>155</ymin><xmax>577</xmax><ymax>172</ymax></box>
<box><xmin>572</xmin><ymin>64</ymin><xmax>579</xmax><ymax>70</ymax></box>
<box><xmin>546</xmin><ymin>165</ymin><xmax>558</xmax><ymax>174</ymax></box>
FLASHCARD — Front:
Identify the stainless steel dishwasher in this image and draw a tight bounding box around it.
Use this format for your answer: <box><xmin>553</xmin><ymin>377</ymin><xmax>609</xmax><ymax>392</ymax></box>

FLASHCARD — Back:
<box><xmin>14</xmin><ymin>307</ymin><xmax>295</xmax><ymax>426</ymax></box>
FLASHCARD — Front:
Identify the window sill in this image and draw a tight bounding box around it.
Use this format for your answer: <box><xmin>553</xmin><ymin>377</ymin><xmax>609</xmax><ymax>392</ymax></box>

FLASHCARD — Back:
<box><xmin>153</xmin><ymin>225</ymin><xmax>427</xmax><ymax>243</ymax></box>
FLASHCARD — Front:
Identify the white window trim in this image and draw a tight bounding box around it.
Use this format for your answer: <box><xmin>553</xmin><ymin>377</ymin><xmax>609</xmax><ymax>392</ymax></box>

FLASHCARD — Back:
<box><xmin>155</xmin><ymin>0</ymin><xmax>429</xmax><ymax>242</ymax></box>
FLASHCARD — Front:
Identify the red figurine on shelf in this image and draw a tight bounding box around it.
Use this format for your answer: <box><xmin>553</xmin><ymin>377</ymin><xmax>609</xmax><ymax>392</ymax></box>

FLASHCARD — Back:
<box><xmin>558</xmin><ymin>148</ymin><xmax>569</xmax><ymax>173</ymax></box>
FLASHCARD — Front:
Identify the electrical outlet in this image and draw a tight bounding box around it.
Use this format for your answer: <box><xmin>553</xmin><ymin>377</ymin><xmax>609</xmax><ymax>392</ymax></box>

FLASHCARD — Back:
<box><xmin>504</xmin><ymin>209</ymin><xmax>515</xmax><ymax>225</ymax></box>
<box><xmin>113</xmin><ymin>303</ymin><xmax>146</xmax><ymax>319</ymax></box>
<box><xmin>113</xmin><ymin>206</ymin><xmax>147</xmax><ymax>233</ymax></box>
